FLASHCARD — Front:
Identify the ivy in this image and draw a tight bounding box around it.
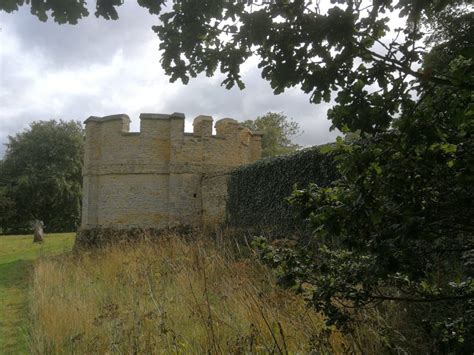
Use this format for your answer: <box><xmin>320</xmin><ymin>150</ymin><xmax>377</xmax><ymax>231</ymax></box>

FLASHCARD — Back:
<box><xmin>226</xmin><ymin>146</ymin><xmax>338</xmax><ymax>237</ymax></box>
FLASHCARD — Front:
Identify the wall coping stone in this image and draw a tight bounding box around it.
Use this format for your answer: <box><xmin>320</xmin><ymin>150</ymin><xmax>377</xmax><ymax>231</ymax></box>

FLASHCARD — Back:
<box><xmin>139</xmin><ymin>112</ymin><xmax>185</xmax><ymax>120</ymax></box>
<box><xmin>85</xmin><ymin>114</ymin><xmax>131</xmax><ymax>124</ymax></box>
<box><xmin>215</xmin><ymin>118</ymin><xmax>239</xmax><ymax>127</ymax></box>
<box><xmin>140</xmin><ymin>113</ymin><xmax>171</xmax><ymax>120</ymax></box>
<box><xmin>170</xmin><ymin>112</ymin><xmax>185</xmax><ymax>119</ymax></box>
<box><xmin>194</xmin><ymin>115</ymin><xmax>213</xmax><ymax>123</ymax></box>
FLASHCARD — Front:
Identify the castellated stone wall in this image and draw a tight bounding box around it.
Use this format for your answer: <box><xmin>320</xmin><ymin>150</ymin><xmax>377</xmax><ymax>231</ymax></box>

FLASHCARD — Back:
<box><xmin>81</xmin><ymin>112</ymin><xmax>262</xmax><ymax>230</ymax></box>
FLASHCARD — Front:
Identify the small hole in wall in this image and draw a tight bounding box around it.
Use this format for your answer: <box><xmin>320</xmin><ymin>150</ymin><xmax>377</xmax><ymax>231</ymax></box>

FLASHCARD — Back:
<box><xmin>193</xmin><ymin>193</ymin><xmax>197</xmax><ymax>198</ymax></box>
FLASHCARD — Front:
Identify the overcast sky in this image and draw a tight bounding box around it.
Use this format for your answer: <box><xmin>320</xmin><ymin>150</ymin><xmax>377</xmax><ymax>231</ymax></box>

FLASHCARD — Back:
<box><xmin>0</xmin><ymin>2</ymin><xmax>342</xmax><ymax>157</ymax></box>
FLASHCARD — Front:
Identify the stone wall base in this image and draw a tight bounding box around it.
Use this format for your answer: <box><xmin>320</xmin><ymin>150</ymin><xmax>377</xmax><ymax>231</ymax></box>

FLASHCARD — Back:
<box><xmin>74</xmin><ymin>226</ymin><xmax>194</xmax><ymax>250</ymax></box>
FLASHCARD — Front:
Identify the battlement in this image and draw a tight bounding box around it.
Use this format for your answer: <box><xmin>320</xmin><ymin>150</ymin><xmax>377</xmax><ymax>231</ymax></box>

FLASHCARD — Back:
<box><xmin>84</xmin><ymin>112</ymin><xmax>263</xmax><ymax>142</ymax></box>
<box><xmin>81</xmin><ymin>112</ymin><xmax>263</xmax><ymax>230</ymax></box>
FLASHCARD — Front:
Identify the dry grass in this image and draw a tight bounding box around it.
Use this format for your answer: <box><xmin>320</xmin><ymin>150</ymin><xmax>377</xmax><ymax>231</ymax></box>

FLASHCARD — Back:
<box><xmin>28</xmin><ymin>235</ymin><xmax>355</xmax><ymax>354</ymax></box>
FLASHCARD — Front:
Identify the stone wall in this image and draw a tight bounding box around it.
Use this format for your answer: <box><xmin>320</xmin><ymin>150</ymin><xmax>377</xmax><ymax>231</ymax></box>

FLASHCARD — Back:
<box><xmin>81</xmin><ymin>112</ymin><xmax>262</xmax><ymax>231</ymax></box>
<box><xmin>201</xmin><ymin>171</ymin><xmax>231</xmax><ymax>229</ymax></box>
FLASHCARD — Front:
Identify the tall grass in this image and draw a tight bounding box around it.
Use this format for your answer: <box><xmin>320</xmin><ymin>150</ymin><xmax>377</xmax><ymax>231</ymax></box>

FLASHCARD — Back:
<box><xmin>29</xmin><ymin>235</ymin><xmax>357</xmax><ymax>354</ymax></box>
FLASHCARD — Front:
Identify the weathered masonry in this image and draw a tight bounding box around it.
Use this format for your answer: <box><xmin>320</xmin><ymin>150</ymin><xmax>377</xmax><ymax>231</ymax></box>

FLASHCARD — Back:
<box><xmin>81</xmin><ymin>112</ymin><xmax>262</xmax><ymax>230</ymax></box>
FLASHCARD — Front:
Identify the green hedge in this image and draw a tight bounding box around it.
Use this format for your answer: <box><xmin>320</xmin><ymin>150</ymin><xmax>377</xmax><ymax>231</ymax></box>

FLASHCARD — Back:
<box><xmin>227</xmin><ymin>146</ymin><xmax>338</xmax><ymax>237</ymax></box>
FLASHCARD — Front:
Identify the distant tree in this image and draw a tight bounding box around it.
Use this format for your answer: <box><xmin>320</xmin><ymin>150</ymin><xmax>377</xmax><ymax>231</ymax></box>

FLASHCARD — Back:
<box><xmin>242</xmin><ymin>112</ymin><xmax>302</xmax><ymax>158</ymax></box>
<box><xmin>0</xmin><ymin>120</ymin><xmax>84</xmax><ymax>234</ymax></box>
<box><xmin>0</xmin><ymin>185</ymin><xmax>16</xmax><ymax>234</ymax></box>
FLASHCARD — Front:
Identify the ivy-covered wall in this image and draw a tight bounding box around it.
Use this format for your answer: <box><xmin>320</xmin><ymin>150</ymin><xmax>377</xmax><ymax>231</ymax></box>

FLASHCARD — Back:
<box><xmin>226</xmin><ymin>146</ymin><xmax>338</xmax><ymax>237</ymax></box>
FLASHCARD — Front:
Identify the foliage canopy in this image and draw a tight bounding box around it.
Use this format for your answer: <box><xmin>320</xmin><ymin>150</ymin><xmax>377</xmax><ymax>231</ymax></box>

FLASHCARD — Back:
<box><xmin>0</xmin><ymin>120</ymin><xmax>84</xmax><ymax>233</ymax></box>
<box><xmin>242</xmin><ymin>112</ymin><xmax>302</xmax><ymax>157</ymax></box>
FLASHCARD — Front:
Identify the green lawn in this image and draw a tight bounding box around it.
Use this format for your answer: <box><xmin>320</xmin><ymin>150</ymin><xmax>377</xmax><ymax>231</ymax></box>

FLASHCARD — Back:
<box><xmin>0</xmin><ymin>233</ymin><xmax>75</xmax><ymax>354</ymax></box>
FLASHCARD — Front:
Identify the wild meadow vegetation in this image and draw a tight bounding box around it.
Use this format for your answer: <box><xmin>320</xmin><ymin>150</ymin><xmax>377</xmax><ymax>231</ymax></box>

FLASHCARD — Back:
<box><xmin>28</xmin><ymin>235</ymin><xmax>356</xmax><ymax>354</ymax></box>
<box><xmin>0</xmin><ymin>231</ymin><xmax>406</xmax><ymax>354</ymax></box>
<box><xmin>2</xmin><ymin>231</ymin><xmax>469</xmax><ymax>354</ymax></box>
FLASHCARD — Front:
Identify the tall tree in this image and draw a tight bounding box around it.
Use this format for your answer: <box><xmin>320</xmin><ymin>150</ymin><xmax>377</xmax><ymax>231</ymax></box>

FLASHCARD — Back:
<box><xmin>242</xmin><ymin>112</ymin><xmax>302</xmax><ymax>157</ymax></box>
<box><xmin>254</xmin><ymin>5</ymin><xmax>474</xmax><ymax>353</ymax></box>
<box><xmin>0</xmin><ymin>120</ymin><xmax>84</xmax><ymax>234</ymax></box>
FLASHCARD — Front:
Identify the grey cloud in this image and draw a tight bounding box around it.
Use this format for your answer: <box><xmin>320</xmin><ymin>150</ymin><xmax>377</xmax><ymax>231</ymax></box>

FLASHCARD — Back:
<box><xmin>158</xmin><ymin>68</ymin><xmax>339</xmax><ymax>147</ymax></box>
<box><xmin>0</xmin><ymin>92</ymin><xmax>99</xmax><ymax>156</ymax></box>
<box><xmin>0</xmin><ymin>2</ymin><xmax>161</xmax><ymax>69</ymax></box>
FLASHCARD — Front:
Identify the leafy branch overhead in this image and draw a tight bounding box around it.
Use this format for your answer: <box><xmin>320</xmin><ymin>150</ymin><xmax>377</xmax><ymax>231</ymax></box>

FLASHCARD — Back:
<box><xmin>2</xmin><ymin>1</ymin><xmax>472</xmax><ymax>134</ymax></box>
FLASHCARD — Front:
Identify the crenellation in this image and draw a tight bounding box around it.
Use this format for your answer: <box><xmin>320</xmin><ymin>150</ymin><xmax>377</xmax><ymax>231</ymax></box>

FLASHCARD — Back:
<box><xmin>84</xmin><ymin>114</ymin><xmax>131</xmax><ymax>133</ymax></box>
<box><xmin>81</xmin><ymin>112</ymin><xmax>262</xmax><ymax>231</ymax></box>
<box><xmin>215</xmin><ymin>118</ymin><xmax>240</xmax><ymax>140</ymax></box>
<box><xmin>193</xmin><ymin>115</ymin><xmax>213</xmax><ymax>137</ymax></box>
